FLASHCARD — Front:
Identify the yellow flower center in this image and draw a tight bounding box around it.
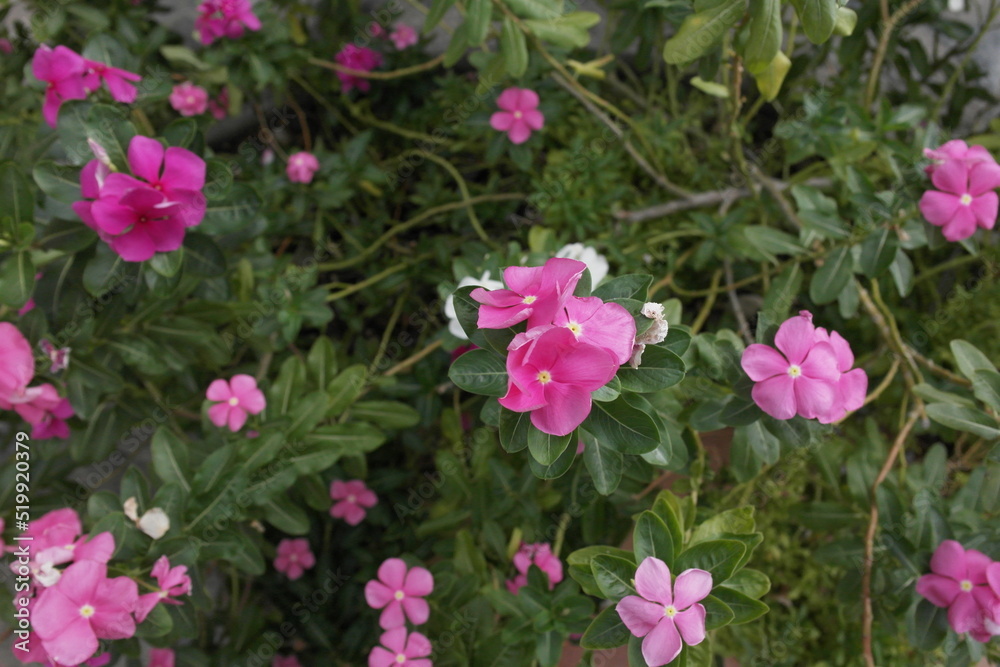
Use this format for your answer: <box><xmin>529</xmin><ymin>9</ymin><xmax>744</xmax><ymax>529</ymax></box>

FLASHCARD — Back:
<box><xmin>787</xmin><ymin>365</ymin><xmax>802</xmax><ymax>378</ymax></box>
<box><xmin>395</xmin><ymin>655</ymin><xmax>407</xmax><ymax>664</ymax></box>
<box><xmin>960</xmin><ymin>579</ymin><xmax>973</xmax><ymax>592</ymax></box>
<box><xmin>228</xmin><ymin>397</ymin><xmax>239</xmax><ymax>406</ymax></box>
<box><xmin>960</xmin><ymin>193</ymin><xmax>973</xmax><ymax>206</ymax></box>
<box><xmin>80</xmin><ymin>604</ymin><xmax>96</xmax><ymax>618</ymax></box>
<box><xmin>394</xmin><ymin>590</ymin><xmax>405</xmax><ymax>601</ymax></box>
<box><xmin>567</xmin><ymin>322</ymin><xmax>582</xmax><ymax>336</ymax></box>
<box><xmin>513</xmin><ymin>111</ymin><xmax>523</xmax><ymax>119</ymax></box>
<box><xmin>537</xmin><ymin>370</ymin><xmax>552</xmax><ymax>384</ymax></box>
<box><xmin>663</xmin><ymin>605</ymin><xmax>677</xmax><ymax>618</ymax></box>
<box><xmin>347</xmin><ymin>494</ymin><xmax>357</xmax><ymax>503</ymax></box>
<box><xmin>522</xmin><ymin>295</ymin><xmax>537</xmax><ymax>304</ymax></box>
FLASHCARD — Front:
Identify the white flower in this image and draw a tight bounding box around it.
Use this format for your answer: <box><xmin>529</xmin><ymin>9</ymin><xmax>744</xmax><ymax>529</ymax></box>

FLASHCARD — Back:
<box><xmin>629</xmin><ymin>302</ymin><xmax>669</xmax><ymax>368</ymax></box>
<box><xmin>36</xmin><ymin>562</ymin><xmax>62</xmax><ymax>587</ymax></box>
<box><xmin>443</xmin><ymin>271</ymin><xmax>505</xmax><ymax>339</ymax></box>
<box><xmin>123</xmin><ymin>496</ymin><xmax>139</xmax><ymax>521</ymax></box>
<box><xmin>555</xmin><ymin>243</ymin><xmax>609</xmax><ymax>286</ymax></box>
<box><xmin>947</xmin><ymin>0</ymin><xmax>964</xmax><ymax>10</ymax></box>
<box><xmin>137</xmin><ymin>508</ymin><xmax>171</xmax><ymax>540</ymax></box>
<box><xmin>641</xmin><ymin>302</ymin><xmax>664</xmax><ymax>320</ymax></box>
<box><xmin>637</xmin><ymin>319</ymin><xmax>669</xmax><ymax>346</ymax></box>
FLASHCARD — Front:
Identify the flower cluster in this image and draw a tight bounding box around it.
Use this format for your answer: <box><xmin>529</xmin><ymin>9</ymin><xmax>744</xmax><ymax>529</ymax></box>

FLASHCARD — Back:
<box><xmin>195</xmin><ymin>0</ymin><xmax>262</xmax><ymax>45</ymax></box>
<box><xmin>0</xmin><ymin>324</ymin><xmax>74</xmax><ymax>439</ymax></box>
<box><xmin>334</xmin><ymin>44</ymin><xmax>383</xmax><ymax>93</ymax></box>
<box><xmin>616</xmin><ymin>557</ymin><xmax>712</xmax><ymax>667</ymax></box>
<box><xmin>740</xmin><ymin>311</ymin><xmax>867</xmax><ymax>422</ymax></box>
<box><xmin>916</xmin><ymin>540</ymin><xmax>1000</xmax><ymax>642</ymax></box>
<box><xmin>31</xmin><ymin>44</ymin><xmax>141</xmax><ymax>127</ymax></box>
<box><xmin>471</xmin><ymin>257</ymin><xmax>635</xmax><ymax>436</ymax></box>
<box><xmin>365</xmin><ymin>558</ymin><xmax>435</xmax><ymax>665</ymax></box>
<box><xmin>73</xmin><ymin>136</ymin><xmax>208</xmax><ymax>262</ymax></box>
<box><xmin>505</xmin><ymin>542</ymin><xmax>563</xmax><ymax>593</ymax></box>
<box><xmin>920</xmin><ymin>140</ymin><xmax>1000</xmax><ymax>242</ymax></box>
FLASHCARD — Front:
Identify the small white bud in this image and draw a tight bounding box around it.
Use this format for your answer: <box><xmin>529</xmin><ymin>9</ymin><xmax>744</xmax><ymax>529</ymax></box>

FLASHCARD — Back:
<box><xmin>123</xmin><ymin>497</ymin><xmax>139</xmax><ymax>522</ymax></box>
<box><xmin>137</xmin><ymin>508</ymin><xmax>170</xmax><ymax>540</ymax></box>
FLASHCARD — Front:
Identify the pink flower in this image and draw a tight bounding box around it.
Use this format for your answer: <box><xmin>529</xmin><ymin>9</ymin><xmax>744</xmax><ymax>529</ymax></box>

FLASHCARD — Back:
<box><xmin>368</xmin><ymin>627</ymin><xmax>432</xmax><ymax>667</ymax></box>
<box><xmin>206</xmin><ymin>374</ymin><xmax>266</xmax><ymax>431</ymax></box>
<box><xmin>135</xmin><ymin>556</ymin><xmax>193</xmax><ymax>622</ymax></box>
<box><xmin>149</xmin><ymin>648</ymin><xmax>175</xmax><ymax>667</ymax></box>
<box><xmin>287</xmin><ymin>151</ymin><xmax>320</xmax><ymax>184</ymax></box>
<box><xmin>740</xmin><ymin>312</ymin><xmax>840</xmax><ymax>420</ymax></box>
<box><xmin>367</xmin><ymin>22</ymin><xmax>387</xmax><ymax>38</ymax></box>
<box><xmin>390</xmin><ymin>24</ymin><xmax>418</xmax><ymax>50</ymax></box>
<box><xmin>32</xmin><ymin>45</ymin><xmax>88</xmax><ymax>128</ymax></box>
<box><xmin>334</xmin><ymin>44</ymin><xmax>383</xmax><ymax>93</ymax></box>
<box><xmin>916</xmin><ymin>540</ymin><xmax>995</xmax><ymax>639</ymax></box>
<box><xmin>330</xmin><ymin>479</ymin><xmax>377</xmax><ymax>525</ymax></box>
<box><xmin>169</xmin><ymin>82</ymin><xmax>209</xmax><ymax>116</ymax></box>
<box><xmin>924</xmin><ymin>139</ymin><xmax>996</xmax><ymax>175</ymax></box>
<box><xmin>272</xmin><ymin>656</ymin><xmax>303</xmax><ymax>667</ymax></box>
<box><xmin>195</xmin><ymin>0</ymin><xmax>262</xmax><ymax>45</ymax></box>
<box><xmin>983</xmin><ymin>563</ymin><xmax>1000</xmax><ymax>639</ymax></box>
<box><xmin>919</xmin><ymin>151</ymin><xmax>1000</xmax><ymax>241</ymax></box>
<box><xmin>90</xmin><ymin>187</ymin><xmax>187</xmax><ymax>262</ymax></box>
<box><xmin>616</xmin><ymin>558</ymin><xmax>712</xmax><ymax>667</ymax></box>
<box><xmin>490</xmin><ymin>88</ymin><xmax>544</xmax><ymax>145</ymax></box>
<box><xmin>274</xmin><ymin>538</ymin><xmax>315</xmax><ymax>580</ymax></box>
<box><xmin>812</xmin><ymin>322</ymin><xmax>868</xmax><ymax>424</ymax></box>
<box><xmin>552</xmin><ymin>296</ymin><xmax>637</xmax><ymax>365</ymax></box>
<box><xmin>471</xmin><ymin>257</ymin><xmax>586</xmax><ymax>330</ymax></box>
<box><xmin>364</xmin><ymin>558</ymin><xmax>434</xmax><ymax>629</ymax></box>
<box><xmin>26</xmin><ymin>386</ymin><xmax>75</xmax><ymax>440</ymax></box>
<box><xmin>24</xmin><ymin>508</ymin><xmax>81</xmax><ymax>552</ymax></box>
<box><xmin>209</xmin><ymin>87</ymin><xmax>229</xmax><ymax>119</ymax></box>
<box><xmin>32</xmin><ymin>560</ymin><xmax>139</xmax><ymax>666</ymax></box>
<box><xmin>0</xmin><ymin>39</ymin><xmax>12</xmax><ymax>54</ymax></box>
<box><xmin>500</xmin><ymin>326</ymin><xmax>618</xmax><ymax>436</ymax></box>
<box><xmin>0</xmin><ymin>322</ymin><xmax>36</xmax><ymax>403</ymax></box>
<box><xmin>84</xmin><ymin>59</ymin><xmax>141</xmax><ymax>103</ymax></box>
<box><xmin>39</xmin><ymin>339</ymin><xmax>71</xmax><ymax>374</ymax></box>
<box><xmin>506</xmin><ymin>542</ymin><xmax>563</xmax><ymax>593</ymax></box>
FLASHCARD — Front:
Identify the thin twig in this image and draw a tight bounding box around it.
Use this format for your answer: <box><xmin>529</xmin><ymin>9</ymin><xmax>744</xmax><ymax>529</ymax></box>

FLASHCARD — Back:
<box><xmin>308</xmin><ymin>54</ymin><xmax>445</xmax><ymax>80</ymax></box>
<box><xmin>384</xmin><ymin>339</ymin><xmax>444</xmax><ymax>377</ymax></box>
<box><xmin>865</xmin><ymin>0</ymin><xmax>926</xmax><ymax>109</ymax></box>
<box><xmin>724</xmin><ymin>259</ymin><xmax>753</xmax><ymax>344</ymax></box>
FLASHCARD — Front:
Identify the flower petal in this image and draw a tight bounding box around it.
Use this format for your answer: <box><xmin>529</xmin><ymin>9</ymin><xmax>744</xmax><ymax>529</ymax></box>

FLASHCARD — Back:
<box><xmin>751</xmin><ymin>375</ymin><xmax>796</xmax><ymax>420</ymax></box>
<box><xmin>531</xmin><ymin>382</ymin><xmax>592</xmax><ymax>436</ymax></box>
<box><xmin>673</xmin><ymin>603</ymin><xmax>707</xmax><ymax>646</ymax></box>
<box><xmin>968</xmin><ymin>160</ymin><xmax>1000</xmax><ymax>196</ymax></box>
<box><xmin>642</xmin><ymin>617</ymin><xmax>682</xmax><ymax>667</ymax></box>
<box><xmin>741</xmin><ymin>344</ymin><xmax>789</xmax><ymax>382</ymax></box>
<box><xmin>403</xmin><ymin>567</ymin><xmax>434</xmax><ymax>596</ymax></box>
<box><xmin>774</xmin><ymin>313</ymin><xmax>816</xmax><ymax>366</ymax></box>
<box><xmin>378</xmin><ymin>558</ymin><xmax>408</xmax><ymax>589</ymax></box>
<box><xmin>930</xmin><ymin>540</ymin><xmax>967</xmax><ymax>581</ymax></box>
<box><xmin>402</xmin><ymin>596</ymin><xmax>429</xmax><ymax>625</ymax></box>
<box><xmin>490</xmin><ymin>111</ymin><xmax>514</xmax><ymax>131</ymax></box>
<box><xmin>365</xmin><ymin>580</ymin><xmax>394</xmax><ymax>609</ymax></box>
<box><xmin>128</xmin><ymin>136</ymin><xmax>166</xmax><ymax>185</ymax></box>
<box><xmin>206</xmin><ymin>379</ymin><xmax>232</xmax><ymax>401</ymax></box>
<box><xmin>970</xmin><ymin>191</ymin><xmax>998</xmax><ymax>231</ymax></box>
<box><xmin>634</xmin><ymin>557</ymin><xmax>673</xmax><ymax>606</ymax></box>
<box><xmin>616</xmin><ymin>596</ymin><xmax>665</xmax><ymax>637</ymax></box>
<box><xmin>930</xmin><ymin>159</ymin><xmax>969</xmax><ymax>195</ymax></box>
<box><xmin>941</xmin><ymin>206</ymin><xmax>978</xmax><ymax>242</ymax></box>
<box><xmin>920</xmin><ymin>190</ymin><xmax>962</xmax><ymax>227</ymax></box>
<box><xmin>947</xmin><ymin>592</ymin><xmax>980</xmax><ymax>633</ymax></box>
<box><xmin>672</xmin><ymin>569</ymin><xmax>713</xmax><ymax>609</ymax></box>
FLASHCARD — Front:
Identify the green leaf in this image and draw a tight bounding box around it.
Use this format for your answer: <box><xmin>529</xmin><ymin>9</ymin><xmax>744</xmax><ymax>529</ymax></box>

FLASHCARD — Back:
<box><xmin>633</xmin><ymin>511</ymin><xmax>676</xmax><ymax>567</ymax></box>
<box><xmin>733</xmin><ymin>421</ymin><xmax>779</xmax><ymax>465</ymax></box>
<box><xmin>499</xmin><ymin>407</ymin><xmax>531</xmax><ymax>453</ymax></box>
<box><xmin>307</xmin><ymin>336</ymin><xmax>338</xmax><ymax>390</ymax></box>
<box><xmin>591</xmin><ymin>555</ymin><xmax>637</xmax><ymax>601</ymax></box>
<box><xmin>711</xmin><ymin>586</ymin><xmax>769</xmax><ymax>624</ymax></box>
<box><xmin>192</xmin><ymin>444</ymin><xmax>235</xmax><ymax>494</ymax></box>
<box><xmin>287</xmin><ymin>391</ymin><xmax>331</xmax><ymax>439</ymax></box>
<box><xmin>859</xmin><ymin>228</ymin><xmax>899</xmax><ymax>278</ymax></box>
<box><xmin>505</xmin><ymin>0</ymin><xmax>563</xmax><ymax>20</ymax></box>
<box><xmin>351</xmin><ymin>401</ymin><xmax>421</xmax><ymax>429</ymax></box>
<box><xmin>584</xmin><ymin>396</ymin><xmax>661</xmax><ymax>454</ymax></box>
<box><xmin>263</xmin><ymin>496</ymin><xmax>310</xmax><ymax>535</ymax></box>
<box><xmin>291</xmin><ymin>424</ymin><xmax>386</xmax><ymax>474</ymax></box>
<box><xmin>535</xmin><ymin>631</ymin><xmax>562</xmax><ymax>667</ymax></box>
<box><xmin>33</xmin><ymin>160</ymin><xmax>81</xmax><ymax>203</ymax></box>
<box><xmin>752</xmin><ymin>51</ymin><xmax>791</xmax><ymax>102</ymax></box>
<box><xmin>690</xmin><ymin>506</ymin><xmax>755</xmax><ymax>545</ymax></box>
<box><xmin>628</xmin><ymin>635</ymin><xmax>648</xmax><ymax>667</ymax></box>
<box><xmin>809</xmin><ymin>247</ymin><xmax>853</xmax><ymax>304</ymax></box>
<box><xmin>651</xmin><ymin>491</ymin><xmax>685</xmax><ymax>550</ymax></box>
<box><xmin>84</xmin><ymin>105</ymin><xmax>136</xmax><ymax>170</ymax></box>
<box><xmin>150</xmin><ymin>427</ymin><xmax>191</xmax><ymax>493</ymax></box>
<box><xmin>722</xmin><ymin>568</ymin><xmax>771</xmax><ymax>599</ymax></box>
<box><xmin>972</xmin><ymin>370</ymin><xmax>1000</xmax><ymax>412</ymax></box>
<box><xmin>592</xmin><ymin>274</ymin><xmax>653</xmax><ymax>301</ymax></box>
<box><xmin>0</xmin><ymin>251</ymin><xmax>35</xmax><ymax>308</ymax></box>
<box><xmin>443</xmin><ymin>23</ymin><xmax>471</xmax><ymax>67</ymax></box>
<box><xmin>149</xmin><ymin>248</ymin><xmax>184</xmax><ymax>277</ymax></box>
<box><xmin>160</xmin><ymin>44</ymin><xmax>212</xmax><ymax>70</ymax></box>
<box><xmin>702</xmin><ymin>594</ymin><xmax>736</xmax><ymax>630</ymax></box>
<box><xmin>501</xmin><ymin>17</ymin><xmax>529</xmax><ymax>78</ymax></box>
<box><xmin>907</xmin><ymin>598</ymin><xmax>948</xmax><ymax>650</ymax></box>
<box><xmin>925</xmin><ymin>403</ymin><xmax>1000</xmax><ymax>440</ymax></box>
<box><xmin>889</xmin><ymin>249</ymin><xmax>914</xmax><ymax>297</ymax></box>
<box><xmin>134</xmin><ymin>598</ymin><xmax>174</xmax><ymax>638</ymax></box>
<box><xmin>182</xmin><ymin>233</ymin><xmax>226</xmax><ymax>277</ymax></box>
<box><xmin>581</xmin><ymin>429</ymin><xmax>623</xmax><ymax>495</ymax></box>
<box><xmin>743</xmin><ymin>226</ymin><xmax>805</xmax><ymax>262</ymax></box>
<box><xmin>466</xmin><ymin>0</ymin><xmax>492</xmax><ymax>45</ymax></box>
<box><xmin>791</xmin><ymin>186</ymin><xmax>849</xmax><ymax>239</ymax></box>
<box><xmin>449</xmin><ymin>348</ymin><xmax>508</xmax><ymax>396</ymax></box>
<box><xmin>270</xmin><ymin>357</ymin><xmax>307</xmax><ymax>416</ymax></box>
<box><xmin>327</xmin><ymin>364</ymin><xmax>368</xmax><ymax>416</ymax></box>
<box><xmin>662</xmin><ymin>0</ymin><xmax>746</xmax><ymax>64</ymax></box>
<box><xmin>425</xmin><ymin>0</ymin><xmax>457</xmax><ymax>31</ymax></box>
<box><xmin>742</xmin><ymin>0</ymin><xmax>781</xmax><ymax>74</ymax></box>
<box><xmin>528</xmin><ymin>439</ymin><xmax>577</xmax><ymax>479</ymax></box>
<box><xmin>674</xmin><ymin>539</ymin><xmax>747</xmax><ymax>584</ymax></box>
<box><xmin>524</xmin><ymin>12</ymin><xmax>601</xmax><ymax>49</ymax></box>
<box><xmin>527</xmin><ymin>427</ymin><xmax>573</xmax><ymax>465</ymax></box>
<box><xmin>593</xmin><ymin>375</ymin><xmax>622</xmax><ymax>402</ymax></box>
<box><xmin>617</xmin><ymin>346</ymin><xmax>685</xmax><ymax>393</ymax></box>
<box><xmin>951</xmin><ymin>340</ymin><xmax>997</xmax><ymax>381</ymax></box>
<box><xmin>580</xmin><ymin>606</ymin><xmax>631</xmax><ymax>650</ymax></box>
<box><xmin>790</xmin><ymin>0</ymin><xmax>837</xmax><ymax>44</ymax></box>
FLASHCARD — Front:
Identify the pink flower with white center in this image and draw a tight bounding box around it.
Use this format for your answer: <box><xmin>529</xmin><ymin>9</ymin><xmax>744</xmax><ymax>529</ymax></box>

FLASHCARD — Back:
<box><xmin>135</xmin><ymin>556</ymin><xmax>193</xmax><ymax>622</ymax></box>
<box><xmin>506</xmin><ymin>542</ymin><xmax>564</xmax><ymax>593</ymax></box>
<box><xmin>919</xmin><ymin>152</ymin><xmax>1000</xmax><ymax>241</ymax></box>
<box><xmin>83</xmin><ymin>59</ymin><xmax>141</xmax><ymax>103</ymax></box>
<box><xmin>552</xmin><ymin>296</ymin><xmax>637</xmax><ymax>365</ymax></box>
<box><xmin>924</xmin><ymin>139</ymin><xmax>997</xmax><ymax>175</ymax></box>
<box><xmin>22</xmin><ymin>531</ymin><xmax>114</xmax><ymax>590</ymax></box>
<box><xmin>368</xmin><ymin>627</ymin><xmax>433</xmax><ymax>667</ymax></box>
<box><xmin>811</xmin><ymin>320</ymin><xmax>867</xmax><ymax>424</ymax></box>
<box><xmin>274</xmin><ymin>538</ymin><xmax>316</xmax><ymax>581</ymax></box>
<box><xmin>272</xmin><ymin>655</ymin><xmax>303</xmax><ymax>667</ymax></box>
<box><xmin>330</xmin><ymin>479</ymin><xmax>377</xmax><ymax>525</ymax></box>
<box><xmin>195</xmin><ymin>0</ymin><xmax>262</xmax><ymax>45</ymax></box>
<box><xmin>149</xmin><ymin>648</ymin><xmax>176</xmax><ymax>667</ymax></box>
<box><xmin>334</xmin><ymin>44</ymin><xmax>383</xmax><ymax>93</ymax></box>
<box><xmin>364</xmin><ymin>558</ymin><xmax>435</xmax><ymax>629</ymax></box>
<box><xmin>471</xmin><ymin>257</ymin><xmax>586</xmax><ymax>330</ymax></box>
<box><xmin>740</xmin><ymin>312</ymin><xmax>841</xmax><ymax>421</ymax></box>
<box><xmin>169</xmin><ymin>82</ymin><xmax>209</xmax><ymax>116</ymax></box>
<box><xmin>209</xmin><ymin>87</ymin><xmax>229</xmax><ymax>119</ymax></box>
<box><xmin>90</xmin><ymin>187</ymin><xmax>187</xmax><ymax>262</ymax></box>
<box><xmin>616</xmin><ymin>558</ymin><xmax>712</xmax><ymax>667</ymax></box>
<box><xmin>287</xmin><ymin>151</ymin><xmax>320</xmax><ymax>184</ymax></box>
<box><xmin>390</xmin><ymin>24</ymin><xmax>418</xmax><ymax>50</ymax></box>
<box><xmin>206</xmin><ymin>374</ymin><xmax>266</xmax><ymax>431</ymax></box>
<box><xmin>116</xmin><ymin>135</ymin><xmax>207</xmax><ymax>227</ymax></box>
<box><xmin>490</xmin><ymin>88</ymin><xmax>545</xmax><ymax>145</ymax></box>
<box><xmin>500</xmin><ymin>326</ymin><xmax>619</xmax><ymax>436</ymax></box>
<box><xmin>32</xmin><ymin>560</ymin><xmax>139</xmax><ymax>666</ymax></box>
<box><xmin>31</xmin><ymin>45</ymin><xmax>89</xmax><ymax>128</ymax></box>
<box><xmin>916</xmin><ymin>540</ymin><xmax>995</xmax><ymax>639</ymax></box>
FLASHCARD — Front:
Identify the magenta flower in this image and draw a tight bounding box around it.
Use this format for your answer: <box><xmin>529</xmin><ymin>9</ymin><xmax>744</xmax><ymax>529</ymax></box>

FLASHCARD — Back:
<box><xmin>916</xmin><ymin>540</ymin><xmax>995</xmax><ymax>638</ymax></box>
<box><xmin>135</xmin><ymin>556</ymin><xmax>193</xmax><ymax>622</ymax></box>
<box><xmin>0</xmin><ymin>322</ymin><xmax>36</xmax><ymax>403</ymax></box>
<box><xmin>812</xmin><ymin>323</ymin><xmax>867</xmax><ymax>424</ymax></box>
<box><xmin>506</xmin><ymin>542</ymin><xmax>564</xmax><ymax>593</ymax></box>
<box><xmin>272</xmin><ymin>655</ymin><xmax>303</xmax><ymax>667</ymax></box>
<box><xmin>330</xmin><ymin>479</ymin><xmax>377</xmax><ymax>525</ymax></box>
<box><xmin>90</xmin><ymin>187</ymin><xmax>186</xmax><ymax>262</ymax></box>
<box><xmin>334</xmin><ymin>44</ymin><xmax>383</xmax><ymax>93</ymax></box>
<box><xmin>364</xmin><ymin>558</ymin><xmax>434</xmax><ymax>629</ymax></box>
<box><xmin>616</xmin><ymin>558</ymin><xmax>712</xmax><ymax>667</ymax></box>
<box><xmin>274</xmin><ymin>538</ymin><xmax>315</xmax><ymax>581</ymax></box>
<box><xmin>25</xmin><ymin>385</ymin><xmax>75</xmax><ymax>440</ymax></box>
<box><xmin>390</xmin><ymin>24</ymin><xmax>418</xmax><ymax>50</ymax></box>
<box><xmin>368</xmin><ymin>627</ymin><xmax>432</xmax><ymax>667</ymax></box>
<box><xmin>924</xmin><ymin>139</ymin><xmax>996</xmax><ymax>175</ymax></box>
<box><xmin>552</xmin><ymin>296</ymin><xmax>637</xmax><ymax>365</ymax></box>
<box><xmin>32</xmin><ymin>560</ymin><xmax>139</xmax><ymax>666</ymax></box>
<box><xmin>24</xmin><ymin>508</ymin><xmax>81</xmax><ymax>552</ymax></box>
<box><xmin>287</xmin><ymin>151</ymin><xmax>320</xmax><ymax>184</ymax></box>
<box><xmin>471</xmin><ymin>257</ymin><xmax>586</xmax><ymax>330</ymax></box>
<box><xmin>490</xmin><ymin>88</ymin><xmax>545</xmax><ymax>145</ymax></box>
<box><xmin>500</xmin><ymin>326</ymin><xmax>618</xmax><ymax>436</ymax></box>
<box><xmin>740</xmin><ymin>312</ymin><xmax>840</xmax><ymax>420</ymax></box>
<box><xmin>32</xmin><ymin>45</ymin><xmax>89</xmax><ymax>128</ymax></box>
<box><xmin>149</xmin><ymin>648</ymin><xmax>176</xmax><ymax>667</ymax></box>
<box><xmin>113</xmin><ymin>135</ymin><xmax>208</xmax><ymax>228</ymax></box>
<box><xmin>984</xmin><ymin>563</ymin><xmax>1000</xmax><ymax>639</ymax></box>
<box><xmin>169</xmin><ymin>82</ymin><xmax>209</xmax><ymax>116</ymax></box>
<box><xmin>195</xmin><ymin>0</ymin><xmax>262</xmax><ymax>45</ymax></box>
<box><xmin>206</xmin><ymin>374</ymin><xmax>266</xmax><ymax>431</ymax></box>
<box><xmin>919</xmin><ymin>153</ymin><xmax>1000</xmax><ymax>241</ymax></box>
<box><xmin>84</xmin><ymin>59</ymin><xmax>141</xmax><ymax>103</ymax></box>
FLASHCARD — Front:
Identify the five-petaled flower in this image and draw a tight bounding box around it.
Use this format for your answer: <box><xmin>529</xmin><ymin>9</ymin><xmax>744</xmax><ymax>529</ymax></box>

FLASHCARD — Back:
<box><xmin>490</xmin><ymin>88</ymin><xmax>545</xmax><ymax>144</ymax></box>
<box><xmin>274</xmin><ymin>538</ymin><xmax>316</xmax><ymax>581</ymax></box>
<box><xmin>368</xmin><ymin>627</ymin><xmax>433</xmax><ymax>667</ymax></box>
<box><xmin>506</xmin><ymin>542</ymin><xmax>564</xmax><ymax>593</ymax></box>
<box><xmin>135</xmin><ymin>556</ymin><xmax>193</xmax><ymax>622</ymax></box>
<box><xmin>169</xmin><ymin>81</ymin><xmax>209</xmax><ymax>116</ymax></box>
<box><xmin>364</xmin><ymin>558</ymin><xmax>435</xmax><ymax>629</ymax></box>
<box><xmin>916</xmin><ymin>540</ymin><xmax>996</xmax><ymax>641</ymax></box>
<box><xmin>195</xmin><ymin>0</ymin><xmax>262</xmax><ymax>45</ymax></box>
<box><xmin>206</xmin><ymin>374</ymin><xmax>267</xmax><ymax>431</ymax></box>
<box><xmin>330</xmin><ymin>479</ymin><xmax>378</xmax><ymax>525</ymax></box>
<box><xmin>919</xmin><ymin>145</ymin><xmax>1000</xmax><ymax>242</ymax></box>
